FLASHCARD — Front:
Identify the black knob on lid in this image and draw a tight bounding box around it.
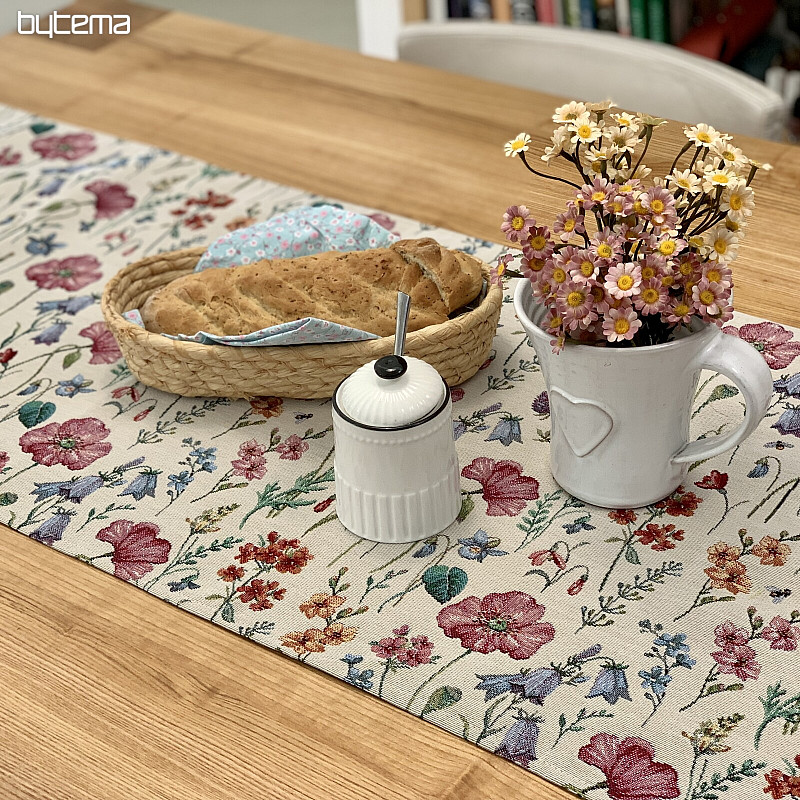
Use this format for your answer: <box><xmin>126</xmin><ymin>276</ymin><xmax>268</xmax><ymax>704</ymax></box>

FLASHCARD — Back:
<box><xmin>374</xmin><ymin>354</ymin><xmax>407</xmax><ymax>379</ymax></box>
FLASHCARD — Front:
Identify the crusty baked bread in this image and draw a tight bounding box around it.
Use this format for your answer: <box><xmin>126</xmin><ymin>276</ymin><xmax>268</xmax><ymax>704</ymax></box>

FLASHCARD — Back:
<box><xmin>140</xmin><ymin>238</ymin><xmax>483</xmax><ymax>338</ymax></box>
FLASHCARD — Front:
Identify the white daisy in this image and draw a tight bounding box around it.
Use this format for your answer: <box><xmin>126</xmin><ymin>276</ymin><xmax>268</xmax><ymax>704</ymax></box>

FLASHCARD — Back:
<box><xmin>721</xmin><ymin>184</ymin><xmax>755</xmax><ymax>221</ymax></box>
<box><xmin>604</xmin><ymin>125</ymin><xmax>638</xmax><ymax>155</ymax></box>
<box><xmin>504</xmin><ymin>133</ymin><xmax>531</xmax><ymax>158</ymax></box>
<box><xmin>552</xmin><ymin>101</ymin><xmax>588</xmax><ymax>124</ymax></box>
<box><xmin>710</xmin><ymin>141</ymin><xmax>748</xmax><ymax>168</ymax></box>
<box><xmin>701</xmin><ymin>166</ymin><xmax>743</xmax><ymax>194</ymax></box>
<box><xmin>570</xmin><ymin>119</ymin><xmax>602</xmax><ymax>145</ymax></box>
<box><xmin>667</xmin><ymin>169</ymin><xmax>702</xmax><ymax>195</ymax></box>
<box><xmin>684</xmin><ymin>123</ymin><xmax>730</xmax><ymax>148</ymax></box>
<box><xmin>703</xmin><ymin>225</ymin><xmax>739</xmax><ymax>262</ymax></box>
<box><xmin>541</xmin><ymin>125</ymin><xmax>573</xmax><ymax>162</ymax></box>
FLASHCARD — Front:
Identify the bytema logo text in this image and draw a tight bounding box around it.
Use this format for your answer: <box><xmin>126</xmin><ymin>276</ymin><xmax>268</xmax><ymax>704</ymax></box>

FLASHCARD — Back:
<box><xmin>18</xmin><ymin>11</ymin><xmax>131</xmax><ymax>37</ymax></box>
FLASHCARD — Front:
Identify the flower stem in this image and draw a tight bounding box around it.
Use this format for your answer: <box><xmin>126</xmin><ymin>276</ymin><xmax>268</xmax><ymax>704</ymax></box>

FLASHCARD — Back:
<box><xmin>405</xmin><ymin>650</ymin><xmax>471</xmax><ymax>712</ymax></box>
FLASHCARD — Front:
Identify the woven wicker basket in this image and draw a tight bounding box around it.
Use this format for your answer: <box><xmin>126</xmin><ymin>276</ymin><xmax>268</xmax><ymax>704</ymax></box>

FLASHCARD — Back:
<box><xmin>101</xmin><ymin>246</ymin><xmax>503</xmax><ymax>400</ymax></box>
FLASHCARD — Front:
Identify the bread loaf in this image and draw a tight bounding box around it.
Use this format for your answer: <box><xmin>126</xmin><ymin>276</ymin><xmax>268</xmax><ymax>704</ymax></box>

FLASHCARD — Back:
<box><xmin>140</xmin><ymin>238</ymin><xmax>483</xmax><ymax>338</ymax></box>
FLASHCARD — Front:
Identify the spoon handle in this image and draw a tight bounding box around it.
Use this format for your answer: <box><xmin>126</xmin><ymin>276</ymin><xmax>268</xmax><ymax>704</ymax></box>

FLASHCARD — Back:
<box><xmin>394</xmin><ymin>292</ymin><xmax>411</xmax><ymax>357</ymax></box>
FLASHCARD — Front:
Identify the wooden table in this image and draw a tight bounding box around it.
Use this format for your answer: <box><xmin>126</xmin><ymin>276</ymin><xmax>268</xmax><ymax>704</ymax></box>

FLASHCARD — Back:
<box><xmin>1</xmin><ymin>4</ymin><xmax>798</xmax><ymax>799</ymax></box>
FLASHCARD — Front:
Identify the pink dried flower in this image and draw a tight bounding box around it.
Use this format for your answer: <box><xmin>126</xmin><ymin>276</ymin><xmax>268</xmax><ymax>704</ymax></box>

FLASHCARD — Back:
<box><xmin>552</xmin><ymin>205</ymin><xmax>585</xmax><ymax>242</ymax></box>
<box><xmin>634</xmin><ymin>278</ymin><xmax>668</xmax><ymax>315</ymax></box>
<box><xmin>580</xmin><ymin>177</ymin><xmax>614</xmax><ymax>211</ymax></box>
<box><xmin>567</xmin><ymin>249</ymin><xmax>600</xmax><ymax>284</ymax></box>
<box><xmin>522</xmin><ymin>226</ymin><xmax>554</xmax><ymax>260</ymax></box>
<box><xmin>501</xmin><ymin>205</ymin><xmax>536</xmax><ymax>243</ymax></box>
<box><xmin>692</xmin><ymin>279</ymin><xmax>730</xmax><ymax>318</ymax></box>
<box><xmin>603</xmin><ymin>306</ymin><xmax>642</xmax><ymax>342</ymax></box>
<box><xmin>605</xmin><ymin>262</ymin><xmax>642</xmax><ymax>300</ymax></box>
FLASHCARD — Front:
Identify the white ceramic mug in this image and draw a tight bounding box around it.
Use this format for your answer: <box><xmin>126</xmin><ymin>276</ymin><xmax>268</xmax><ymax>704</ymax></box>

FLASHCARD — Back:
<box><xmin>514</xmin><ymin>279</ymin><xmax>774</xmax><ymax>508</ymax></box>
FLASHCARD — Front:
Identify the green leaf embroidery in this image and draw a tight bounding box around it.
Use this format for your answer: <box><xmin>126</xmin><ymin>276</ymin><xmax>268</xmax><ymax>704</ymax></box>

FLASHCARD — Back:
<box><xmin>0</xmin><ymin>492</ymin><xmax>18</xmax><ymax>506</ymax></box>
<box><xmin>220</xmin><ymin>602</ymin><xmax>235</xmax><ymax>623</ymax></box>
<box><xmin>63</xmin><ymin>350</ymin><xmax>81</xmax><ymax>369</ymax></box>
<box><xmin>422</xmin><ymin>565</ymin><xmax>468</xmax><ymax>604</ymax></box>
<box><xmin>624</xmin><ymin>545</ymin><xmax>640</xmax><ymax>565</ymax></box>
<box><xmin>456</xmin><ymin>494</ymin><xmax>474</xmax><ymax>523</ymax></box>
<box><xmin>18</xmin><ymin>400</ymin><xmax>56</xmax><ymax>429</ymax></box>
<box><xmin>421</xmin><ymin>686</ymin><xmax>462</xmax><ymax>716</ymax></box>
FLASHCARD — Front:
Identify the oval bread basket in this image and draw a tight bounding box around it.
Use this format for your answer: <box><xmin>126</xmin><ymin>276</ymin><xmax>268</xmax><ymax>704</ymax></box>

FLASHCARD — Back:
<box><xmin>101</xmin><ymin>246</ymin><xmax>503</xmax><ymax>400</ymax></box>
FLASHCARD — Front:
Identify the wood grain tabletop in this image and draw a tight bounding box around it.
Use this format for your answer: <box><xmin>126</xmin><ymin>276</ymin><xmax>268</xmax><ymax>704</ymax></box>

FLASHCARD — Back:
<box><xmin>0</xmin><ymin>3</ymin><xmax>798</xmax><ymax>799</ymax></box>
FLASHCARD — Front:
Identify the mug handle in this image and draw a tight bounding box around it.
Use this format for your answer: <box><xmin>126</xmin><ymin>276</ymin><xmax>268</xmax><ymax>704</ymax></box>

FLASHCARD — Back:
<box><xmin>671</xmin><ymin>331</ymin><xmax>774</xmax><ymax>465</ymax></box>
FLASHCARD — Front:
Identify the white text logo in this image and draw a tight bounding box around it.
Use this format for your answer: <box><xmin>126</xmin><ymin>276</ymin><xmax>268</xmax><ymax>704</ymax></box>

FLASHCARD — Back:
<box><xmin>18</xmin><ymin>11</ymin><xmax>131</xmax><ymax>38</ymax></box>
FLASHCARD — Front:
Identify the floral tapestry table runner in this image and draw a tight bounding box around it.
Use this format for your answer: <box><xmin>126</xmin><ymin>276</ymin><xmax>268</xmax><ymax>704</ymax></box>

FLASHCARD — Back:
<box><xmin>1</xmin><ymin>106</ymin><xmax>799</xmax><ymax>800</ymax></box>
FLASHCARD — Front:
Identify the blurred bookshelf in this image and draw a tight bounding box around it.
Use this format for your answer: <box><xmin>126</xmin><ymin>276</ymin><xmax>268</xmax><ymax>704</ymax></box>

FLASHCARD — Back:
<box><xmin>395</xmin><ymin>0</ymin><xmax>800</xmax><ymax>140</ymax></box>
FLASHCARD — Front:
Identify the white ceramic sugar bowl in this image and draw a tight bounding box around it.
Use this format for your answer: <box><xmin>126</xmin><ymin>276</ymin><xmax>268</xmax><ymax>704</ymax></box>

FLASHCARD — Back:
<box><xmin>332</xmin><ymin>295</ymin><xmax>461</xmax><ymax>543</ymax></box>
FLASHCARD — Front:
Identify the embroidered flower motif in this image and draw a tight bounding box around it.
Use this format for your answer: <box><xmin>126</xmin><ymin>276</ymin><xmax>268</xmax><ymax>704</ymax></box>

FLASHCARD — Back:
<box><xmin>752</xmin><ymin>536</ymin><xmax>791</xmax><ymax>567</ymax></box>
<box><xmin>723</xmin><ymin>321</ymin><xmax>800</xmax><ymax>369</ymax></box>
<box><xmin>461</xmin><ymin>457</ymin><xmax>539</xmax><ymax>516</ymax></box>
<box><xmin>19</xmin><ymin>417</ymin><xmax>112</xmax><ymax>470</ymax></box>
<box><xmin>276</xmin><ymin>434</ymin><xmax>309</xmax><ymax>460</ymax></box>
<box><xmin>760</xmin><ymin>616</ymin><xmax>799</xmax><ymax>651</ymax></box>
<box><xmin>95</xmin><ymin>519</ymin><xmax>171</xmax><ymax>581</ymax></box>
<box><xmin>26</xmin><ymin>255</ymin><xmax>102</xmax><ymax>291</ymax></box>
<box><xmin>436</xmin><ymin>591</ymin><xmax>554</xmax><ymax>660</ymax></box>
<box><xmin>281</xmin><ymin>629</ymin><xmax>328</xmax><ymax>655</ymax></box>
<box><xmin>300</xmin><ymin>592</ymin><xmax>345</xmax><ymax>619</ymax></box>
<box><xmin>78</xmin><ymin>321</ymin><xmax>123</xmax><ymax>364</ymax></box>
<box><xmin>31</xmin><ymin>132</ymin><xmax>96</xmax><ymax>161</ymax></box>
<box><xmin>704</xmin><ymin>559</ymin><xmax>751</xmax><ymax>595</ymax></box>
<box><xmin>577</xmin><ymin>732</ymin><xmax>680</xmax><ymax>800</ymax></box>
<box><xmin>711</xmin><ymin>644</ymin><xmax>761</xmax><ymax>681</ymax></box>
<box><xmin>84</xmin><ymin>180</ymin><xmax>136</xmax><ymax>219</ymax></box>
<box><xmin>249</xmin><ymin>396</ymin><xmax>283</xmax><ymax>418</ymax></box>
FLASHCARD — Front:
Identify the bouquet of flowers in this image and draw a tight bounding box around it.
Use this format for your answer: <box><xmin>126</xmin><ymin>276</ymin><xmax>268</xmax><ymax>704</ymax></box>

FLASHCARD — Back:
<box><xmin>497</xmin><ymin>100</ymin><xmax>770</xmax><ymax>351</ymax></box>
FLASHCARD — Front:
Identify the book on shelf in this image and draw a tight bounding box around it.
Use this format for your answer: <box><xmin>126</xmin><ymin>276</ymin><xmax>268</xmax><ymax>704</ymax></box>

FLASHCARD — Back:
<box><xmin>510</xmin><ymin>0</ymin><xmax>536</xmax><ymax>21</ymax></box>
<box><xmin>646</xmin><ymin>0</ymin><xmax>667</xmax><ymax>42</ymax></box>
<box><xmin>668</xmin><ymin>0</ymin><xmax>692</xmax><ymax>44</ymax></box>
<box><xmin>579</xmin><ymin>0</ymin><xmax>596</xmax><ymax>28</ymax></box>
<box><xmin>595</xmin><ymin>0</ymin><xmax>618</xmax><ymax>32</ymax></box>
<box><xmin>615</xmin><ymin>0</ymin><xmax>631</xmax><ymax>35</ymax></box>
<box><xmin>447</xmin><ymin>0</ymin><xmax>471</xmax><ymax>16</ymax></box>
<box><xmin>468</xmin><ymin>0</ymin><xmax>493</xmax><ymax>18</ymax></box>
<box><xmin>533</xmin><ymin>0</ymin><xmax>555</xmax><ymax>24</ymax></box>
<box><xmin>563</xmin><ymin>0</ymin><xmax>581</xmax><ymax>27</ymax></box>
<box><xmin>490</xmin><ymin>0</ymin><xmax>513</xmax><ymax>21</ymax></box>
<box><xmin>629</xmin><ymin>0</ymin><xmax>648</xmax><ymax>38</ymax></box>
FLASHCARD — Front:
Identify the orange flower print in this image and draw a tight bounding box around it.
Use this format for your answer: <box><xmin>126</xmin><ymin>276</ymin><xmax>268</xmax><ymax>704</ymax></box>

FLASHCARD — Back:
<box><xmin>706</xmin><ymin>541</ymin><xmax>742</xmax><ymax>567</ymax></box>
<box><xmin>704</xmin><ymin>560</ymin><xmax>751</xmax><ymax>595</ymax></box>
<box><xmin>321</xmin><ymin>622</ymin><xmax>357</xmax><ymax>646</ymax></box>
<box><xmin>281</xmin><ymin>629</ymin><xmax>327</xmax><ymax>655</ymax></box>
<box><xmin>218</xmin><ymin>565</ymin><xmax>245</xmax><ymax>582</ymax></box>
<box><xmin>299</xmin><ymin>593</ymin><xmax>345</xmax><ymax>619</ymax></box>
<box><xmin>752</xmin><ymin>536</ymin><xmax>791</xmax><ymax>567</ymax></box>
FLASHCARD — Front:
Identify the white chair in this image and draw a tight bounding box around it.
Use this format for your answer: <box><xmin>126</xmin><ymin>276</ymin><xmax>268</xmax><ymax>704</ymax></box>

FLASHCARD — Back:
<box><xmin>397</xmin><ymin>21</ymin><xmax>786</xmax><ymax>140</ymax></box>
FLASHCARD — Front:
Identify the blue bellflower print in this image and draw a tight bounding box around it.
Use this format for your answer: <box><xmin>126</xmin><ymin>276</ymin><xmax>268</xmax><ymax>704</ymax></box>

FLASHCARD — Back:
<box><xmin>585</xmin><ymin>663</ymin><xmax>632</xmax><ymax>704</ymax></box>
<box><xmin>475</xmin><ymin>672</ymin><xmax>525</xmax><ymax>701</ymax></box>
<box><xmin>773</xmin><ymin>406</ymin><xmax>800</xmax><ymax>438</ymax></box>
<box><xmin>748</xmin><ymin>460</ymin><xmax>770</xmax><ymax>478</ymax></box>
<box><xmin>457</xmin><ymin>529</ymin><xmax>508</xmax><ymax>562</ymax></box>
<box><xmin>30</xmin><ymin>508</ymin><xmax>75</xmax><ymax>545</ymax></box>
<box><xmin>774</xmin><ymin>373</ymin><xmax>800</xmax><ymax>398</ymax></box>
<box><xmin>32</xmin><ymin>321</ymin><xmax>68</xmax><ymax>345</ymax></box>
<box><xmin>495</xmin><ymin>713</ymin><xmax>542</xmax><ymax>768</ymax></box>
<box><xmin>341</xmin><ymin>655</ymin><xmax>374</xmax><ymax>690</ymax></box>
<box><xmin>119</xmin><ymin>470</ymin><xmax>159</xmax><ymax>501</ymax></box>
<box><xmin>37</xmin><ymin>296</ymin><xmax>95</xmax><ymax>316</ymax></box>
<box><xmin>508</xmin><ymin>667</ymin><xmax>562</xmax><ymax>705</ymax></box>
<box><xmin>486</xmin><ymin>414</ymin><xmax>523</xmax><ymax>446</ymax></box>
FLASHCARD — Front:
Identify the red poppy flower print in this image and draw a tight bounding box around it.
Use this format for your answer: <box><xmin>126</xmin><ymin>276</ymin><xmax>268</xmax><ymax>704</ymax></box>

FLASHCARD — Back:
<box><xmin>694</xmin><ymin>470</ymin><xmax>728</xmax><ymax>490</ymax></box>
<box><xmin>31</xmin><ymin>132</ymin><xmax>96</xmax><ymax>161</ymax></box>
<box><xmin>655</xmin><ymin>486</ymin><xmax>702</xmax><ymax>517</ymax></box>
<box><xmin>577</xmin><ymin>733</ymin><xmax>680</xmax><ymax>800</ymax></box>
<box><xmin>26</xmin><ymin>255</ymin><xmax>102</xmax><ymax>291</ymax></box>
<box><xmin>437</xmin><ymin>591</ymin><xmax>554</xmax><ymax>660</ymax></box>
<box><xmin>85</xmin><ymin>180</ymin><xmax>136</xmax><ymax>220</ymax></box>
<box><xmin>96</xmin><ymin>520</ymin><xmax>171</xmax><ymax>581</ymax></box>
<box><xmin>0</xmin><ymin>146</ymin><xmax>21</xmax><ymax>166</ymax></box>
<box><xmin>461</xmin><ymin>457</ymin><xmax>539</xmax><ymax>516</ymax></box>
<box><xmin>19</xmin><ymin>417</ymin><xmax>112</xmax><ymax>470</ymax></box>
<box><xmin>79</xmin><ymin>321</ymin><xmax>123</xmax><ymax>364</ymax></box>
<box><xmin>723</xmin><ymin>321</ymin><xmax>800</xmax><ymax>369</ymax></box>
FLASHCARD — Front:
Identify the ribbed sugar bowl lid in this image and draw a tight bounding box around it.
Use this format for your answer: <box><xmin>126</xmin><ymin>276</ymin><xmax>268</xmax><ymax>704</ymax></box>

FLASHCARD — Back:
<box><xmin>336</xmin><ymin>354</ymin><xmax>445</xmax><ymax>428</ymax></box>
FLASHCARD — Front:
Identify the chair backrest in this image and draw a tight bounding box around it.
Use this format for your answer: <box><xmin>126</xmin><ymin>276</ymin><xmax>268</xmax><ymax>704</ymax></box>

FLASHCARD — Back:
<box><xmin>398</xmin><ymin>21</ymin><xmax>786</xmax><ymax>140</ymax></box>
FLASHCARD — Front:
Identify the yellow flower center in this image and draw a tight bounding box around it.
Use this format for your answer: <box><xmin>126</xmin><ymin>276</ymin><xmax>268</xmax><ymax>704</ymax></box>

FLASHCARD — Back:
<box><xmin>722</xmin><ymin>149</ymin><xmax>735</xmax><ymax>160</ymax></box>
<box><xmin>614</xmin><ymin>318</ymin><xmax>631</xmax><ymax>334</ymax></box>
<box><xmin>706</xmin><ymin>268</ymin><xmax>721</xmax><ymax>283</ymax></box>
<box><xmin>697</xmin><ymin>131</ymin><xmax>712</xmax><ymax>143</ymax></box>
<box><xmin>675</xmin><ymin>302</ymin><xmax>690</xmax><ymax>316</ymax></box>
<box><xmin>591</xmin><ymin>190</ymin><xmax>607</xmax><ymax>204</ymax></box>
<box><xmin>642</xmin><ymin>287</ymin><xmax>660</xmax><ymax>304</ymax></box>
<box><xmin>650</xmin><ymin>199</ymin><xmax>665</xmax><ymax>214</ymax></box>
<box><xmin>659</xmin><ymin>240</ymin><xmax>676</xmax><ymax>255</ymax></box>
<box><xmin>530</xmin><ymin>235</ymin><xmax>547</xmax><ymax>250</ymax></box>
<box><xmin>661</xmin><ymin>274</ymin><xmax>674</xmax><ymax>287</ymax></box>
<box><xmin>591</xmin><ymin>160</ymin><xmax>604</xmax><ymax>172</ymax></box>
<box><xmin>496</xmin><ymin>263</ymin><xmax>506</xmax><ymax>277</ymax></box>
<box><xmin>714</xmin><ymin>239</ymin><xmax>728</xmax><ymax>254</ymax></box>
<box><xmin>564</xmin><ymin>218</ymin><xmax>576</xmax><ymax>232</ymax></box>
<box><xmin>591</xmin><ymin>285</ymin><xmax>605</xmax><ymax>302</ymax></box>
<box><xmin>641</xmin><ymin>266</ymin><xmax>656</xmax><ymax>280</ymax></box>
<box><xmin>567</xmin><ymin>291</ymin><xmax>585</xmax><ymax>308</ymax></box>
<box><xmin>634</xmin><ymin>200</ymin><xmax>646</xmax><ymax>215</ymax></box>
<box><xmin>619</xmin><ymin>184</ymin><xmax>633</xmax><ymax>193</ymax></box>
<box><xmin>679</xmin><ymin>260</ymin><xmax>693</xmax><ymax>276</ymax></box>
<box><xmin>529</xmin><ymin>257</ymin><xmax>545</xmax><ymax>272</ymax></box>
<box><xmin>577</xmin><ymin>125</ymin><xmax>593</xmax><ymax>139</ymax></box>
<box><xmin>580</xmin><ymin>259</ymin><xmax>595</xmax><ymax>276</ymax></box>
<box><xmin>729</xmin><ymin>195</ymin><xmax>743</xmax><ymax>210</ymax></box>
<box><xmin>512</xmin><ymin>139</ymin><xmax>526</xmax><ymax>150</ymax></box>
<box><xmin>711</xmin><ymin>174</ymin><xmax>729</xmax><ymax>185</ymax></box>
<box><xmin>552</xmin><ymin>267</ymin><xmax>567</xmax><ymax>283</ymax></box>
<box><xmin>596</xmin><ymin>243</ymin><xmax>613</xmax><ymax>258</ymax></box>
<box><xmin>550</xmin><ymin>314</ymin><xmax>563</xmax><ymax>327</ymax></box>
<box><xmin>677</xmin><ymin>178</ymin><xmax>691</xmax><ymax>189</ymax></box>
<box><xmin>617</xmin><ymin>274</ymin><xmax>634</xmax><ymax>291</ymax></box>
<box><xmin>699</xmin><ymin>289</ymin><xmax>715</xmax><ymax>305</ymax></box>
<box><xmin>611</xmin><ymin>201</ymin><xmax>624</xmax><ymax>213</ymax></box>
<box><xmin>511</xmin><ymin>215</ymin><xmax>525</xmax><ymax>230</ymax></box>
